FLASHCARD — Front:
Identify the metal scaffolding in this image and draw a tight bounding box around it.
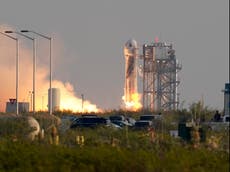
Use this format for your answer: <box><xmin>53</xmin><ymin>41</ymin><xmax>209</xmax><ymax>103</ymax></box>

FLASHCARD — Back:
<box><xmin>142</xmin><ymin>44</ymin><xmax>156</xmax><ymax>111</ymax></box>
<box><xmin>142</xmin><ymin>42</ymin><xmax>181</xmax><ymax>111</ymax></box>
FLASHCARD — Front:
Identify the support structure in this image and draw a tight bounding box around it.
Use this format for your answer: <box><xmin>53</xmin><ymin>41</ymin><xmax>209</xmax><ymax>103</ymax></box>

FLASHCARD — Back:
<box><xmin>142</xmin><ymin>41</ymin><xmax>181</xmax><ymax>111</ymax></box>
<box><xmin>142</xmin><ymin>44</ymin><xmax>156</xmax><ymax>111</ymax></box>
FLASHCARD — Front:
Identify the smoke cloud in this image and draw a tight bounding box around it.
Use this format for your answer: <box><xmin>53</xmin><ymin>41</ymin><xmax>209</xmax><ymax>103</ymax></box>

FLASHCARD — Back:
<box><xmin>0</xmin><ymin>25</ymin><xmax>100</xmax><ymax>112</ymax></box>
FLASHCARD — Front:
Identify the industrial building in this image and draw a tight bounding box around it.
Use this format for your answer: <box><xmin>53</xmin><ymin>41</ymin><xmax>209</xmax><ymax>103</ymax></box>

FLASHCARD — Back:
<box><xmin>5</xmin><ymin>99</ymin><xmax>29</xmax><ymax>113</ymax></box>
<box><xmin>48</xmin><ymin>88</ymin><xmax>60</xmax><ymax>112</ymax></box>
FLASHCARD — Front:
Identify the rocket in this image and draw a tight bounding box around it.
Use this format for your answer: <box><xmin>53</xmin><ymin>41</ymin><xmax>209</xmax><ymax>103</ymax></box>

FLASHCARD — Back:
<box><xmin>124</xmin><ymin>39</ymin><xmax>138</xmax><ymax>103</ymax></box>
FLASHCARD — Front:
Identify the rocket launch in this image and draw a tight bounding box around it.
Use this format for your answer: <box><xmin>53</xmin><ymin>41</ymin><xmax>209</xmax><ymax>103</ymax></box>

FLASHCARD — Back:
<box><xmin>123</xmin><ymin>39</ymin><xmax>141</xmax><ymax>110</ymax></box>
<box><xmin>124</xmin><ymin>39</ymin><xmax>138</xmax><ymax>102</ymax></box>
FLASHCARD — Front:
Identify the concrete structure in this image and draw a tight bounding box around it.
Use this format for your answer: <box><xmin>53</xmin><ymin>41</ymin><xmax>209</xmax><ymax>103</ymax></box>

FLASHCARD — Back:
<box><xmin>5</xmin><ymin>99</ymin><xmax>29</xmax><ymax>113</ymax></box>
<box><xmin>223</xmin><ymin>83</ymin><xmax>230</xmax><ymax>116</ymax></box>
<box><xmin>142</xmin><ymin>41</ymin><xmax>181</xmax><ymax>111</ymax></box>
<box><xmin>48</xmin><ymin>88</ymin><xmax>60</xmax><ymax>112</ymax></box>
<box><xmin>124</xmin><ymin>39</ymin><xmax>138</xmax><ymax>104</ymax></box>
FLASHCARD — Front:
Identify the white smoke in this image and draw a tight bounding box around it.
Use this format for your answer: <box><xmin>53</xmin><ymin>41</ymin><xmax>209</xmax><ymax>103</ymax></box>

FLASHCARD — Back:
<box><xmin>0</xmin><ymin>25</ymin><xmax>100</xmax><ymax>112</ymax></box>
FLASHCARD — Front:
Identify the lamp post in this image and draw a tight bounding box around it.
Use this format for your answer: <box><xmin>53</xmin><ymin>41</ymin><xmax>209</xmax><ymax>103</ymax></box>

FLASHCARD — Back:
<box><xmin>21</xmin><ymin>30</ymin><xmax>52</xmax><ymax>115</ymax></box>
<box><xmin>5</xmin><ymin>31</ymin><xmax>36</xmax><ymax>114</ymax></box>
<box><xmin>0</xmin><ymin>32</ymin><xmax>19</xmax><ymax>115</ymax></box>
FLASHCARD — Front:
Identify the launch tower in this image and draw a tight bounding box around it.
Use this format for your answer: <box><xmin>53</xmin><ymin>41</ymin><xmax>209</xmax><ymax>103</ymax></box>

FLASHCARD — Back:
<box><xmin>142</xmin><ymin>44</ymin><xmax>156</xmax><ymax>111</ymax></box>
<box><xmin>142</xmin><ymin>41</ymin><xmax>181</xmax><ymax>111</ymax></box>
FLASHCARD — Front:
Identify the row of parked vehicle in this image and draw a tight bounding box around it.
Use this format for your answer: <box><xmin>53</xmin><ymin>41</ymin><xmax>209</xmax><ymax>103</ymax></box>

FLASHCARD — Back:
<box><xmin>67</xmin><ymin>114</ymin><xmax>162</xmax><ymax>129</ymax></box>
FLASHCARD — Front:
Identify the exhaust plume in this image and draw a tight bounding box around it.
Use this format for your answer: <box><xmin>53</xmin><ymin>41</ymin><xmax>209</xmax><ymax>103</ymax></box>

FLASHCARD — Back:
<box><xmin>0</xmin><ymin>25</ymin><xmax>101</xmax><ymax>113</ymax></box>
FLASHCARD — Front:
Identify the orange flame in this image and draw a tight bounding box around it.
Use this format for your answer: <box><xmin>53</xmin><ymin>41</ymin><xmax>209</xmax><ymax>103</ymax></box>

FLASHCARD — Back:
<box><xmin>122</xmin><ymin>93</ymin><xmax>142</xmax><ymax>111</ymax></box>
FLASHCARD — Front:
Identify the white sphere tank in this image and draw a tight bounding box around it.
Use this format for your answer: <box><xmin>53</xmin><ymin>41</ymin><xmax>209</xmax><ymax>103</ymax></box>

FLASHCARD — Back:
<box><xmin>0</xmin><ymin>115</ymin><xmax>40</xmax><ymax>141</ymax></box>
<box><xmin>48</xmin><ymin>88</ymin><xmax>61</xmax><ymax>111</ymax></box>
<box><xmin>27</xmin><ymin>116</ymin><xmax>40</xmax><ymax>141</ymax></box>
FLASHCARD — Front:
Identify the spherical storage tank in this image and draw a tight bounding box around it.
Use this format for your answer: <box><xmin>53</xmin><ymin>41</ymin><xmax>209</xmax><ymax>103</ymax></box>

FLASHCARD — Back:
<box><xmin>48</xmin><ymin>88</ymin><xmax>60</xmax><ymax>111</ymax></box>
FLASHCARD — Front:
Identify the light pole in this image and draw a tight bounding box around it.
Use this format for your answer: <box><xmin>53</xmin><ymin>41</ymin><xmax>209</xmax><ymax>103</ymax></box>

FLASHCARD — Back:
<box><xmin>29</xmin><ymin>91</ymin><xmax>33</xmax><ymax>111</ymax></box>
<box><xmin>5</xmin><ymin>31</ymin><xmax>36</xmax><ymax>114</ymax></box>
<box><xmin>21</xmin><ymin>30</ymin><xmax>52</xmax><ymax>115</ymax></box>
<box><xmin>0</xmin><ymin>32</ymin><xmax>19</xmax><ymax>115</ymax></box>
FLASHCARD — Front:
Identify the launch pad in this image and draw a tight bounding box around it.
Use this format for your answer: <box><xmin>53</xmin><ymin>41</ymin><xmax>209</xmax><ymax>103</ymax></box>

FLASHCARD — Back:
<box><xmin>123</xmin><ymin>39</ymin><xmax>181</xmax><ymax>112</ymax></box>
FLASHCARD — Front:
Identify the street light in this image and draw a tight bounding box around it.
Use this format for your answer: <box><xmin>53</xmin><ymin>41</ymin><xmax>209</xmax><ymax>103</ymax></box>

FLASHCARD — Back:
<box><xmin>5</xmin><ymin>31</ymin><xmax>36</xmax><ymax>114</ymax></box>
<box><xmin>21</xmin><ymin>30</ymin><xmax>52</xmax><ymax>115</ymax></box>
<box><xmin>0</xmin><ymin>32</ymin><xmax>19</xmax><ymax>115</ymax></box>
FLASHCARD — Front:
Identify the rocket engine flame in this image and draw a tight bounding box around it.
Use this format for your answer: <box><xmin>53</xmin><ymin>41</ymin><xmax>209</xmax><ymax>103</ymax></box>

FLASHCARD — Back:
<box><xmin>0</xmin><ymin>25</ymin><xmax>101</xmax><ymax>113</ymax></box>
<box><xmin>122</xmin><ymin>93</ymin><xmax>142</xmax><ymax>111</ymax></box>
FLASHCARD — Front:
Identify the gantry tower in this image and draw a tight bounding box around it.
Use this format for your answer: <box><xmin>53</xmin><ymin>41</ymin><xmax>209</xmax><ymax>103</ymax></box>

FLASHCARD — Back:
<box><xmin>142</xmin><ymin>41</ymin><xmax>181</xmax><ymax>111</ymax></box>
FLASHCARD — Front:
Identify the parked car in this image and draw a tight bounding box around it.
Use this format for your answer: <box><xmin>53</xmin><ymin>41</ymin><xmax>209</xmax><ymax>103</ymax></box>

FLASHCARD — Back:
<box><xmin>109</xmin><ymin>115</ymin><xmax>125</xmax><ymax>121</ymax></box>
<box><xmin>134</xmin><ymin>120</ymin><xmax>153</xmax><ymax>129</ymax></box>
<box><xmin>81</xmin><ymin>114</ymin><xmax>97</xmax><ymax>117</ymax></box>
<box><xmin>126</xmin><ymin>117</ymin><xmax>136</xmax><ymax>126</ymax></box>
<box><xmin>139</xmin><ymin>114</ymin><xmax>162</xmax><ymax>121</ymax></box>
<box><xmin>70</xmin><ymin>116</ymin><xmax>108</xmax><ymax>128</ymax></box>
<box><xmin>60</xmin><ymin>115</ymin><xmax>78</xmax><ymax>131</ymax></box>
<box><xmin>109</xmin><ymin>115</ymin><xmax>133</xmax><ymax>128</ymax></box>
<box><xmin>107</xmin><ymin>122</ymin><xmax>122</xmax><ymax>129</ymax></box>
<box><xmin>61</xmin><ymin>115</ymin><xmax>77</xmax><ymax>122</ymax></box>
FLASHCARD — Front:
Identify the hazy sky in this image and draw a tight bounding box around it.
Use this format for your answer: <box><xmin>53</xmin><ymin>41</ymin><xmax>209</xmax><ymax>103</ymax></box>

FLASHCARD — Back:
<box><xmin>0</xmin><ymin>0</ymin><xmax>229</xmax><ymax>110</ymax></box>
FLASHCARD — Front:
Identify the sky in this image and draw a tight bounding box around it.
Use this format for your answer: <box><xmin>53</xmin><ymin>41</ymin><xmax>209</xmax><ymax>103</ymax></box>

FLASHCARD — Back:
<box><xmin>0</xmin><ymin>0</ymin><xmax>229</xmax><ymax>111</ymax></box>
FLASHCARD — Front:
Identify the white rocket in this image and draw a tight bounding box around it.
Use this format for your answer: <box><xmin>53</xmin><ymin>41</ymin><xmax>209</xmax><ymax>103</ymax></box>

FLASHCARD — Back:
<box><xmin>124</xmin><ymin>39</ymin><xmax>138</xmax><ymax>103</ymax></box>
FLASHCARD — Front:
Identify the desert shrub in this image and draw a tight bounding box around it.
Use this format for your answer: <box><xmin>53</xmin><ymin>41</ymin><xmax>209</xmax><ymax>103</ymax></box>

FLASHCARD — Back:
<box><xmin>0</xmin><ymin>117</ymin><xmax>32</xmax><ymax>140</ymax></box>
<box><xmin>0</xmin><ymin>140</ymin><xmax>229</xmax><ymax>172</ymax></box>
<box><xmin>0</xmin><ymin>111</ymin><xmax>229</xmax><ymax>171</ymax></box>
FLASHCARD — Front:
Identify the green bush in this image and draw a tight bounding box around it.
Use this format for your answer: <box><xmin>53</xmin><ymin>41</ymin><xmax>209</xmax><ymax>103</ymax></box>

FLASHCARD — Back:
<box><xmin>0</xmin><ymin>140</ymin><xmax>229</xmax><ymax>172</ymax></box>
<box><xmin>0</xmin><ymin>110</ymin><xmax>229</xmax><ymax>171</ymax></box>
